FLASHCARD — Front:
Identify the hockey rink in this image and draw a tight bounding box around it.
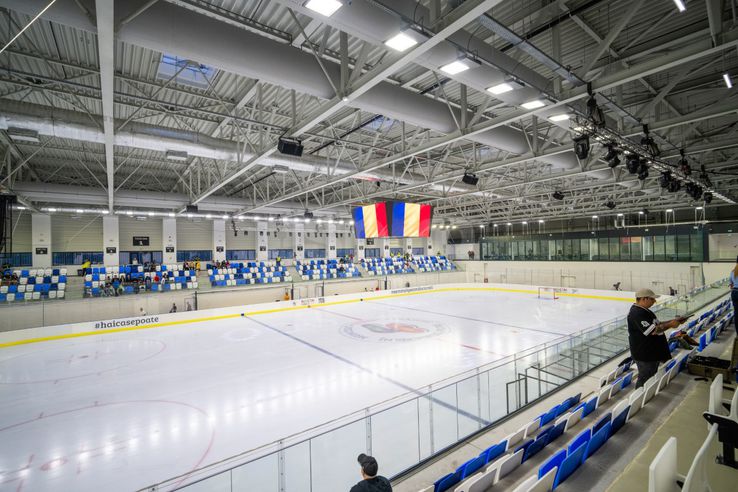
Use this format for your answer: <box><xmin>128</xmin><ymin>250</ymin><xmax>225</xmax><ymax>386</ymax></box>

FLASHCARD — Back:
<box><xmin>0</xmin><ymin>287</ymin><xmax>631</xmax><ymax>491</ymax></box>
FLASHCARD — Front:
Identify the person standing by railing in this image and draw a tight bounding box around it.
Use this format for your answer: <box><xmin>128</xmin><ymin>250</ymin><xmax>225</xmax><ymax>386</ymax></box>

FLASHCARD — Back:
<box><xmin>730</xmin><ymin>256</ymin><xmax>738</xmax><ymax>333</ymax></box>
<box><xmin>350</xmin><ymin>454</ymin><xmax>392</xmax><ymax>492</ymax></box>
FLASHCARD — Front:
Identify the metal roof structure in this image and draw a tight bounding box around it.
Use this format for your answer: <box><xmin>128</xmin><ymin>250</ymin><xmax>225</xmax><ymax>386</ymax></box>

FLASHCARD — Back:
<box><xmin>0</xmin><ymin>0</ymin><xmax>736</xmax><ymax>225</ymax></box>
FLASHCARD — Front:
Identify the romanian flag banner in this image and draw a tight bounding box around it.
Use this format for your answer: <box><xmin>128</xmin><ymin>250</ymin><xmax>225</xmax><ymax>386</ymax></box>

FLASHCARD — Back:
<box><xmin>352</xmin><ymin>202</ymin><xmax>389</xmax><ymax>238</ymax></box>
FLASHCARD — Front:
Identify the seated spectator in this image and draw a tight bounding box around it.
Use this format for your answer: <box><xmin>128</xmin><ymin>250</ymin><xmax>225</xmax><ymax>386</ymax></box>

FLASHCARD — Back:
<box><xmin>116</xmin><ymin>283</ymin><xmax>124</xmax><ymax>296</ymax></box>
<box><xmin>153</xmin><ymin>273</ymin><xmax>160</xmax><ymax>283</ymax></box>
<box><xmin>105</xmin><ymin>283</ymin><xmax>115</xmax><ymax>297</ymax></box>
<box><xmin>145</xmin><ymin>276</ymin><xmax>152</xmax><ymax>289</ymax></box>
<box><xmin>10</xmin><ymin>273</ymin><xmax>18</xmax><ymax>285</ymax></box>
<box><xmin>169</xmin><ymin>303</ymin><xmax>177</xmax><ymax>313</ymax></box>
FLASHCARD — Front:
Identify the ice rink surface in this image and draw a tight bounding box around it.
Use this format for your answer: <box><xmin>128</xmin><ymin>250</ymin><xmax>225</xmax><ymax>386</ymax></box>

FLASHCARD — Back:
<box><xmin>0</xmin><ymin>288</ymin><xmax>628</xmax><ymax>491</ymax></box>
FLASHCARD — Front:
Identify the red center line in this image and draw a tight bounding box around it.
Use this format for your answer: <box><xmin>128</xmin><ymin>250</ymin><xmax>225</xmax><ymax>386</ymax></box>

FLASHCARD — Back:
<box><xmin>436</xmin><ymin>338</ymin><xmax>507</xmax><ymax>357</ymax></box>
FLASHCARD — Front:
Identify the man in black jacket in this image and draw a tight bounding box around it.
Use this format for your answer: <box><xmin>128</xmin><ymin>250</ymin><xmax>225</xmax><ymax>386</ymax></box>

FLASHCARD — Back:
<box><xmin>350</xmin><ymin>454</ymin><xmax>392</xmax><ymax>492</ymax></box>
<box><xmin>628</xmin><ymin>288</ymin><xmax>689</xmax><ymax>388</ymax></box>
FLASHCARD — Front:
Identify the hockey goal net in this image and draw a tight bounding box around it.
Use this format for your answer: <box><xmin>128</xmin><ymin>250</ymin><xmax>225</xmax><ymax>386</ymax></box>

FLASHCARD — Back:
<box><xmin>538</xmin><ymin>286</ymin><xmax>564</xmax><ymax>300</ymax></box>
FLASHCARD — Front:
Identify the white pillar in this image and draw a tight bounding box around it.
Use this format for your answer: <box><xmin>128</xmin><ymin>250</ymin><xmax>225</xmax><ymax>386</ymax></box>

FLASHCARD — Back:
<box><xmin>356</xmin><ymin>238</ymin><xmax>366</xmax><ymax>260</ymax></box>
<box><xmin>213</xmin><ymin>219</ymin><xmax>226</xmax><ymax>262</ymax></box>
<box><xmin>257</xmin><ymin>221</ymin><xmax>269</xmax><ymax>261</ymax></box>
<box><xmin>326</xmin><ymin>222</ymin><xmax>337</xmax><ymax>259</ymax></box>
<box><xmin>294</xmin><ymin>222</ymin><xmax>305</xmax><ymax>261</ymax></box>
<box><xmin>430</xmin><ymin>229</ymin><xmax>448</xmax><ymax>256</ymax></box>
<box><xmin>103</xmin><ymin>215</ymin><xmax>119</xmax><ymax>266</ymax></box>
<box><xmin>404</xmin><ymin>237</ymin><xmax>413</xmax><ymax>256</ymax></box>
<box><xmin>163</xmin><ymin>218</ymin><xmax>177</xmax><ymax>264</ymax></box>
<box><xmin>31</xmin><ymin>213</ymin><xmax>51</xmax><ymax>268</ymax></box>
<box><xmin>381</xmin><ymin>237</ymin><xmax>391</xmax><ymax>258</ymax></box>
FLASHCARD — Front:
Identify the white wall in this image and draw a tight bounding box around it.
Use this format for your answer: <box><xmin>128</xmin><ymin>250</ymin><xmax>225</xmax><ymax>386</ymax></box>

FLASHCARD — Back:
<box><xmin>177</xmin><ymin>219</ymin><xmax>212</xmax><ymax>250</ymax></box>
<box><xmin>119</xmin><ymin>216</ymin><xmax>162</xmax><ymax>251</ymax></box>
<box><xmin>449</xmin><ymin>242</ymin><xmax>479</xmax><ymax>260</ymax></box>
<box><xmin>10</xmin><ymin>211</ymin><xmax>31</xmax><ymax>252</ymax></box>
<box><xmin>103</xmin><ymin>216</ymin><xmax>119</xmax><ymax>266</ymax></box>
<box><xmin>31</xmin><ymin>213</ymin><xmax>52</xmax><ymax>267</ymax></box>
<box><xmin>162</xmin><ymin>218</ymin><xmax>177</xmax><ymax>264</ymax></box>
<box><xmin>52</xmin><ymin>215</ymin><xmax>102</xmax><ymax>252</ymax></box>
<box><xmin>709</xmin><ymin>233</ymin><xmax>738</xmax><ymax>261</ymax></box>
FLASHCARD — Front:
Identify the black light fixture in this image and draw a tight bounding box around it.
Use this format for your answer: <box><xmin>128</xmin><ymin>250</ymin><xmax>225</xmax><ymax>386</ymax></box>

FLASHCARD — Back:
<box><xmin>462</xmin><ymin>172</ymin><xmax>479</xmax><ymax>186</ymax></box>
<box><xmin>604</xmin><ymin>144</ymin><xmax>620</xmax><ymax>168</ymax></box>
<box><xmin>604</xmin><ymin>200</ymin><xmax>616</xmax><ymax>210</ymax></box>
<box><xmin>552</xmin><ymin>191</ymin><xmax>565</xmax><ymax>200</ymax></box>
<box><xmin>277</xmin><ymin>137</ymin><xmax>304</xmax><ymax>157</ymax></box>
<box><xmin>637</xmin><ymin>162</ymin><xmax>649</xmax><ymax>180</ymax></box>
<box><xmin>704</xmin><ymin>192</ymin><xmax>713</xmax><ymax>204</ymax></box>
<box><xmin>678</xmin><ymin>149</ymin><xmax>691</xmax><ymax>175</ymax></box>
<box><xmin>668</xmin><ymin>179</ymin><xmax>681</xmax><ymax>193</ymax></box>
<box><xmin>304</xmin><ymin>210</ymin><xmax>314</xmax><ymax>219</ymax></box>
<box><xmin>640</xmin><ymin>124</ymin><xmax>660</xmax><ymax>156</ymax></box>
<box><xmin>573</xmin><ymin>135</ymin><xmax>590</xmax><ymax>159</ymax></box>
<box><xmin>659</xmin><ymin>171</ymin><xmax>672</xmax><ymax>188</ymax></box>
<box><xmin>625</xmin><ymin>155</ymin><xmax>640</xmax><ymax>174</ymax></box>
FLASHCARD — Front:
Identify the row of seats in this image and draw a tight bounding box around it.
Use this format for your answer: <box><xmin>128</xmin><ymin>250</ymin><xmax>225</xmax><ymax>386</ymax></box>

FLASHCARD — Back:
<box><xmin>85</xmin><ymin>270</ymin><xmax>197</xmax><ymax>282</ymax></box>
<box><xmin>428</xmin><ymin>296</ymin><xmax>732</xmax><ymax>492</ymax></box>
<box><xmin>5</xmin><ymin>268</ymin><xmax>68</xmax><ymax>277</ymax></box>
<box><xmin>361</xmin><ymin>257</ymin><xmax>414</xmax><ymax>276</ymax></box>
<box><xmin>294</xmin><ymin>259</ymin><xmax>361</xmax><ymax>280</ymax></box>
<box><xmin>1</xmin><ymin>269</ymin><xmax>67</xmax><ymax>302</ymax></box>
<box><xmin>89</xmin><ymin>264</ymin><xmax>189</xmax><ymax>274</ymax></box>
<box><xmin>86</xmin><ymin>278</ymin><xmax>200</xmax><ymax>297</ymax></box>
<box><xmin>206</xmin><ymin>261</ymin><xmax>281</xmax><ymax>270</ymax></box>
<box><xmin>413</xmin><ymin>255</ymin><xmax>455</xmax><ymax>273</ymax></box>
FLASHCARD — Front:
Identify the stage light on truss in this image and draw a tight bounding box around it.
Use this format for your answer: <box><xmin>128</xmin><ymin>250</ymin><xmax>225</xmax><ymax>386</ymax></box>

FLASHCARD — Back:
<box><xmin>704</xmin><ymin>192</ymin><xmax>713</xmax><ymax>204</ymax></box>
<box><xmin>573</xmin><ymin>135</ymin><xmax>590</xmax><ymax>159</ymax></box>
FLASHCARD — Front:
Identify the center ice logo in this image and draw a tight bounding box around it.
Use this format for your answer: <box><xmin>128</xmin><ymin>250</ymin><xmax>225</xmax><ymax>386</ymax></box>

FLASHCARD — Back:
<box><xmin>340</xmin><ymin>319</ymin><xmax>447</xmax><ymax>342</ymax></box>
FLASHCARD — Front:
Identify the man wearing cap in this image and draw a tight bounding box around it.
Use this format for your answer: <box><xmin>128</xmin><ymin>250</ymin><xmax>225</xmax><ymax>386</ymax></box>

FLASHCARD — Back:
<box><xmin>628</xmin><ymin>288</ymin><xmax>689</xmax><ymax>388</ymax></box>
<box><xmin>351</xmin><ymin>454</ymin><xmax>392</xmax><ymax>492</ymax></box>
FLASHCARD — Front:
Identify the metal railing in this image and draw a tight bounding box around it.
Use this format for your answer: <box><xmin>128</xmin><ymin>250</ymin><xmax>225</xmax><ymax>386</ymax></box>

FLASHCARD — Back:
<box><xmin>141</xmin><ymin>281</ymin><xmax>730</xmax><ymax>492</ymax></box>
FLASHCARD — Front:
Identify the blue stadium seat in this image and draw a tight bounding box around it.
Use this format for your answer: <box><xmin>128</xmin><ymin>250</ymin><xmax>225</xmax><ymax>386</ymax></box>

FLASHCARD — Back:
<box><xmin>16</xmin><ymin>292</ymin><xmax>24</xmax><ymax>301</ymax></box>
<box><xmin>592</xmin><ymin>413</ymin><xmax>612</xmax><ymax>434</ymax></box>
<box><xmin>547</xmin><ymin>421</ymin><xmax>567</xmax><ymax>445</ymax></box>
<box><xmin>583</xmin><ymin>421</ymin><xmax>611</xmax><ymax>461</ymax></box>
<box><xmin>0</xmin><ymin>293</ymin><xmax>5</xmax><ymax>302</ymax></box>
<box><xmin>522</xmin><ymin>435</ymin><xmax>548</xmax><ymax>463</ymax></box>
<box><xmin>124</xmin><ymin>286</ymin><xmax>134</xmax><ymax>294</ymax></box>
<box><xmin>540</xmin><ymin>405</ymin><xmax>559</xmax><ymax>426</ymax></box>
<box><xmin>481</xmin><ymin>441</ymin><xmax>506</xmax><ymax>465</ymax></box>
<box><xmin>433</xmin><ymin>471</ymin><xmax>461</xmax><ymax>492</ymax></box>
<box><xmin>515</xmin><ymin>438</ymin><xmax>534</xmax><ymax>454</ymax></box>
<box><xmin>582</xmin><ymin>397</ymin><xmax>598</xmax><ymax>418</ymax></box>
<box><xmin>553</xmin><ymin>442</ymin><xmax>587</xmax><ymax>489</ymax></box>
<box><xmin>539</xmin><ymin>449</ymin><xmax>567</xmax><ymax>479</ymax></box>
<box><xmin>458</xmin><ymin>455</ymin><xmax>485</xmax><ymax>480</ymax></box>
<box><xmin>610</xmin><ymin>405</ymin><xmax>630</xmax><ymax>436</ymax></box>
<box><xmin>8</xmin><ymin>285</ymin><xmax>17</xmax><ymax>294</ymax></box>
<box><xmin>568</xmin><ymin>428</ymin><xmax>591</xmax><ymax>454</ymax></box>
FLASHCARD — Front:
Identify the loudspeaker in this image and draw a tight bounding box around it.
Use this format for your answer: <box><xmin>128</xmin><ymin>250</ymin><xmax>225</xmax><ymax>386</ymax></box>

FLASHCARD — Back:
<box><xmin>278</xmin><ymin>138</ymin><xmax>303</xmax><ymax>157</ymax></box>
<box><xmin>186</xmin><ymin>205</ymin><xmax>198</xmax><ymax>214</ymax></box>
<box><xmin>462</xmin><ymin>173</ymin><xmax>479</xmax><ymax>185</ymax></box>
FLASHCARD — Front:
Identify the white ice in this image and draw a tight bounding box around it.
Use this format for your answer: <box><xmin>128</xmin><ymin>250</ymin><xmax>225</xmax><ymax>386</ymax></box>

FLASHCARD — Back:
<box><xmin>0</xmin><ymin>289</ymin><xmax>627</xmax><ymax>492</ymax></box>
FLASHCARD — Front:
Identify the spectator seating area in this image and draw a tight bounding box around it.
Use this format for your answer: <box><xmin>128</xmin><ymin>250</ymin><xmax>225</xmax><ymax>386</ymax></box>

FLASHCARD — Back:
<box><xmin>84</xmin><ymin>264</ymin><xmax>199</xmax><ymax>296</ymax></box>
<box><xmin>413</xmin><ymin>255</ymin><xmax>455</xmax><ymax>272</ymax></box>
<box><xmin>1</xmin><ymin>268</ymin><xmax>67</xmax><ymax>301</ymax></box>
<box><xmin>423</xmin><ymin>297</ymin><xmax>733</xmax><ymax>492</ymax></box>
<box><xmin>208</xmin><ymin>261</ymin><xmax>291</xmax><ymax>287</ymax></box>
<box><xmin>294</xmin><ymin>259</ymin><xmax>362</xmax><ymax>280</ymax></box>
<box><xmin>361</xmin><ymin>257</ymin><xmax>415</xmax><ymax>276</ymax></box>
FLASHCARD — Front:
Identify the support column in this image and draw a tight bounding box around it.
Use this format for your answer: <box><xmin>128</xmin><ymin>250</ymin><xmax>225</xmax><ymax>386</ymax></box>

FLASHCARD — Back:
<box><xmin>381</xmin><ymin>237</ymin><xmax>391</xmax><ymax>258</ymax></box>
<box><xmin>31</xmin><ymin>213</ymin><xmax>51</xmax><ymax>268</ymax></box>
<box><xmin>103</xmin><ymin>215</ymin><xmax>119</xmax><ymax>266</ymax></box>
<box><xmin>430</xmin><ymin>229</ymin><xmax>448</xmax><ymax>256</ymax></box>
<box><xmin>404</xmin><ymin>237</ymin><xmax>413</xmax><ymax>257</ymax></box>
<box><xmin>294</xmin><ymin>222</ymin><xmax>305</xmax><ymax>262</ymax></box>
<box><xmin>326</xmin><ymin>222</ymin><xmax>337</xmax><ymax>259</ymax></box>
<box><xmin>356</xmin><ymin>238</ymin><xmax>366</xmax><ymax>260</ymax></box>
<box><xmin>213</xmin><ymin>219</ymin><xmax>226</xmax><ymax>262</ymax></box>
<box><xmin>257</xmin><ymin>221</ymin><xmax>269</xmax><ymax>261</ymax></box>
<box><xmin>162</xmin><ymin>218</ymin><xmax>177</xmax><ymax>264</ymax></box>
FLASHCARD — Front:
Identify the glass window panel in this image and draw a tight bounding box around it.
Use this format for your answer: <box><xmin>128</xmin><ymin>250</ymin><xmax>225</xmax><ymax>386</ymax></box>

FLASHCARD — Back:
<box><xmin>589</xmin><ymin>238</ymin><xmax>598</xmax><ymax>260</ymax></box>
<box><xmin>643</xmin><ymin>236</ymin><xmax>654</xmax><ymax>261</ymax></box>
<box><xmin>676</xmin><ymin>235</ymin><xmax>690</xmax><ymax>260</ymax></box>
<box><xmin>580</xmin><ymin>239</ymin><xmax>589</xmax><ymax>261</ymax></box>
<box><xmin>609</xmin><ymin>238</ymin><xmax>620</xmax><ymax>261</ymax></box>
<box><xmin>310</xmin><ymin>419</ymin><xmax>366</xmax><ymax>491</ymax></box>
<box><xmin>457</xmin><ymin>376</ymin><xmax>482</xmax><ymax>438</ymax></box>
<box><xmin>232</xmin><ymin>454</ymin><xmax>279</xmax><ymax>492</ymax></box>
<box><xmin>653</xmin><ymin>236</ymin><xmax>665</xmax><ymax>261</ymax></box>
<box><xmin>554</xmin><ymin>240</ymin><xmax>563</xmax><ymax>261</ymax></box>
<box><xmin>371</xmin><ymin>400</ymin><xmax>420</xmax><ymax>477</ymax></box>
<box><xmin>429</xmin><ymin>385</ymin><xmax>459</xmax><ymax>451</ymax></box>
<box><xmin>598</xmin><ymin>238</ymin><xmax>609</xmax><ymax>260</ymax></box>
<box><xmin>630</xmin><ymin>237</ymin><xmax>642</xmax><ymax>261</ymax></box>
<box><xmin>620</xmin><ymin>237</ymin><xmax>631</xmax><ymax>260</ymax></box>
<box><xmin>690</xmin><ymin>234</ymin><xmax>704</xmax><ymax>261</ymax></box>
<box><xmin>664</xmin><ymin>235</ymin><xmax>676</xmax><ymax>261</ymax></box>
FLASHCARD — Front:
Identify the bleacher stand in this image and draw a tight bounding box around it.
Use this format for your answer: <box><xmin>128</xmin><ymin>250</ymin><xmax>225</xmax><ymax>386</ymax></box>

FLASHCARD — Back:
<box><xmin>413</xmin><ymin>255</ymin><xmax>455</xmax><ymax>272</ymax></box>
<box><xmin>361</xmin><ymin>257</ymin><xmax>415</xmax><ymax>276</ymax></box>
<box><xmin>0</xmin><ymin>268</ymin><xmax>67</xmax><ymax>302</ymax></box>
<box><xmin>295</xmin><ymin>259</ymin><xmax>361</xmax><ymax>280</ymax></box>
<box><xmin>83</xmin><ymin>264</ymin><xmax>198</xmax><ymax>297</ymax></box>
<box><xmin>208</xmin><ymin>261</ymin><xmax>292</xmax><ymax>287</ymax></box>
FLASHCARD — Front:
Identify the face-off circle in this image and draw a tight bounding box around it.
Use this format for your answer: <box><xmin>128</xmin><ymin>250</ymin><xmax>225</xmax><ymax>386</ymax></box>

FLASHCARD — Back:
<box><xmin>222</xmin><ymin>326</ymin><xmax>261</xmax><ymax>342</ymax></box>
<box><xmin>340</xmin><ymin>319</ymin><xmax>448</xmax><ymax>342</ymax></box>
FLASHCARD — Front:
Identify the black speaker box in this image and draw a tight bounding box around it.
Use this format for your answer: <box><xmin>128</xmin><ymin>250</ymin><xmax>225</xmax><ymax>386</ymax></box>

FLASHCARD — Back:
<box><xmin>278</xmin><ymin>138</ymin><xmax>303</xmax><ymax>157</ymax></box>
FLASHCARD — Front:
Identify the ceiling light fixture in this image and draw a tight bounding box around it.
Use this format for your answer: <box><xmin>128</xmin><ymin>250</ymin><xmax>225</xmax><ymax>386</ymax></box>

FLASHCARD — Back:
<box><xmin>672</xmin><ymin>0</ymin><xmax>686</xmax><ymax>12</ymax></box>
<box><xmin>521</xmin><ymin>99</ymin><xmax>545</xmax><ymax>110</ymax></box>
<box><xmin>548</xmin><ymin>114</ymin><xmax>570</xmax><ymax>122</ymax></box>
<box><xmin>724</xmin><ymin>73</ymin><xmax>733</xmax><ymax>89</ymax></box>
<box><xmin>304</xmin><ymin>0</ymin><xmax>343</xmax><ymax>17</ymax></box>
<box><xmin>385</xmin><ymin>32</ymin><xmax>418</xmax><ymax>52</ymax></box>
<box><xmin>440</xmin><ymin>57</ymin><xmax>480</xmax><ymax>75</ymax></box>
<box><xmin>487</xmin><ymin>82</ymin><xmax>514</xmax><ymax>95</ymax></box>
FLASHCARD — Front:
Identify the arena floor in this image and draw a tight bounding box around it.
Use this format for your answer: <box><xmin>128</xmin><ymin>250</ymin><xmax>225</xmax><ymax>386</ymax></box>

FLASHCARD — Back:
<box><xmin>0</xmin><ymin>287</ymin><xmax>630</xmax><ymax>491</ymax></box>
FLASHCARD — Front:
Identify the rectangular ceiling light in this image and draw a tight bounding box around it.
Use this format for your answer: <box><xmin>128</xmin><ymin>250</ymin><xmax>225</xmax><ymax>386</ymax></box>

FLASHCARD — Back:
<box><xmin>548</xmin><ymin>114</ymin><xmax>570</xmax><ymax>122</ymax></box>
<box><xmin>166</xmin><ymin>150</ymin><xmax>188</xmax><ymax>161</ymax></box>
<box><xmin>672</xmin><ymin>0</ymin><xmax>686</xmax><ymax>12</ymax></box>
<box><xmin>521</xmin><ymin>100</ymin><xmax>545</xmax><ymax>110</ymax></box>
<box><xmin>305</xmin><ymin>0</ymin><xmax>342</xmax><ymax>17</ymax></box>
<box><xmin>487</xmin><ymin>82</ymin><xmax>514</xmax><ymax>95</ymax></box>
<box><xmin>440</xmin><ymin>58</ymin><xmax>479</xmax><ymax>75</ymax></box>
<box><xmin>385</xmin><ymin>32</ymin><xmax>418</xmax><ymax>52</ymax></box>
<box><xmin>7</xmin><ymin>127</ymin><xmax>40</xmax><ymax>143</ymax></box>
<box><xmin>723</xmin><ymin>73</ymin><xmax>733</xmax><ymax>89</ymax></box>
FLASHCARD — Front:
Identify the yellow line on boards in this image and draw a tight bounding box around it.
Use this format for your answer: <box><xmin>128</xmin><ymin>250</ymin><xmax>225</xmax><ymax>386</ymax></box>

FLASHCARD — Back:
<box><xmin>0</xmin><ymin>286</ymin><xmax>631</xmax><ymax>348</ymax></box>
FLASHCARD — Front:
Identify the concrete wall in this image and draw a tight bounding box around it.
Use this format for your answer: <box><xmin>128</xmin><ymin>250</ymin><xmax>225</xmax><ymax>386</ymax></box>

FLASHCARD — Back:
<box><xmin>708</xmin><ymin>232</ymin><xmax>738</xmax><ymax>261</ymax></box>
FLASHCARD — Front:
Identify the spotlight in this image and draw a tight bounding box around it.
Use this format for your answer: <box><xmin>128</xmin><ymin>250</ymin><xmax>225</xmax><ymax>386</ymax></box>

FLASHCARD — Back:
<box><xmin>462</xmin><ymin>172</ymin><xmax>479</xmax><ymax>186</ymax></box>
<box><xmin>625</xmin><ymin>155</ymin><xmax>640</xmax><ymax>174</ymax></box>
<box><xmin>603</xmin><ymin>144</ymin><xmax>618</xmax><ymax>162</ymax></box>
<box><xmin>668</xmin><ymin>179</ymin><xmax>681</xmax><ymax>193</ymax></box>
<box><xmin>604</xmin><ymin>201</ymin><xmax>616</xmax><ymax>210</ymax></box>
<box><xmin>637</xmin><ymin>162</ymin><xmax>649</xmax><ymax>180</ymax></box>
<box><xmin>641</xmin><ymin>125</ymin><xmax>660</xmax><ymax>156</ymax></box>
<box><xmin>607</xmin><ymin>155</ymin><xmax>621</xmax><ymax>168</ymax></box>
<box><xmin>704</xmin><ymin>192</ymin><xmax>713</xmax><ymax>204</ymax></box>
<box><xmin>678</xmin><ymin>150</ymin><xmax>691</xmax><ymax>175</ymax></box>
<box><xmin>573</xmin><ymin>135</ymin><xmax>590</xmax><ymax>159</ymax></box>
<box><xmin>552</xmin><ymin>191</ymin><xmax>565</xmax><ymax>200</ymax></box>
<box><xmin>659</xmin><ymin>172</ymin><xmax>672</xmax><ymax>189</ymax></box>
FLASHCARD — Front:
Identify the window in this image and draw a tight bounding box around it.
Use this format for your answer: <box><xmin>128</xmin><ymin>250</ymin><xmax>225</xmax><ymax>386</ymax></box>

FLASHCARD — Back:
<box><xmin>0</xmin><ymin>252</ymin><xmax>32</xmax><ymax>267</ymax></box>
<box><xmin>643</xmin><ymin>236</ymin><xmax>653</xmax><ymax>261</ymax></box>
<box><xmin>609</xmin><ymin>238</ymin><xmax>620</xmax><ymax>261</ymax></box>
<box><xmin>269</xmin><ymin>249</ymin><xmax>293</xmax><ymax>260</ymax></box>
<box><xmin>390</xmin><ymin>248</ymin><xmax>403</xmax><ymax>256</ymax></box>
<box><xmin>412</xmin><ymin>247</ymin><xmax>424</xmax><ymax>255</ymax></box>
<box><xmin>305</xmin><ymin>249</ymin><xmax>325</xmax><ymax>259</ymax></box>
<box><xmin>630</xmin><ymin>237</ymin><xmax>642</xmax><ymax>261</ymax></box>
<box><xmin>690</xmin><ymin>234</ymin><xmax>704</xmax><ymax>261</ymax></box>
<box><xmin>156</xmin><ymin>54</ymin><xmax>217</xmax><ymax>90</ymax></box>
<box><xmin>226</xmin><ymin>250</ymin><xmax>255</xmax><ymax>261</ymax></box>
<box><xmin>337</xmin><ymin>248</ymin><xmax>355</xmax><ymax>257</ymax></box>
<box><xmin>177</xmin><ymin>250</ymin><xmax>212</xmax><ymax>262</ymax></box>
<box><xmin>364</xmin><ymin>248</ymin><xmax>380</xmax><ymax>258</ymax></box>
<box><xmin>52</xmin><ymin>252</ymin><xmax>103</xmax><ymax>266</ymax></box>
<box><xmin>664</xmin><ymin>235</ymin><xmax>676</xmax><ymax>261</ymax></box>
<box><xmin>653</xmin><ymin>236</ymin><xmax>665</xmax><ymax>261</ymax></box>
<box><xmin>676</xmin><ymin>235</ymin><xmax>691</xmax><ymax>261</ymax></box>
